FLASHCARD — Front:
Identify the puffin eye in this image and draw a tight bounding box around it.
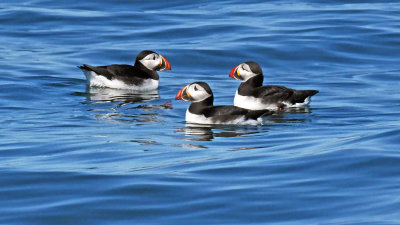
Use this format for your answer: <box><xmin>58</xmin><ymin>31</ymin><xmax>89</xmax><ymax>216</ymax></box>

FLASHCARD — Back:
<box><xmin>153</xmin><ymin>55</ymin><xmax>156</xmax><ymax>60</ymax></box>
<box><xmin>194</xmin><ymin>85</ymin><xmax>198</xmax><ymax>91</ymax></box>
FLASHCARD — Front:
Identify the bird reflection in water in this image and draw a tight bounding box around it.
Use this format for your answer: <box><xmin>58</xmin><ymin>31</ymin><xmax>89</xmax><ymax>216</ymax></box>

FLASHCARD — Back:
<box><xmin>266</xmin><ymin>106</ymin><xmax>312</xmax><ymax>124</ymax></box>
<box><xmin>85</xmin><ymin>86</ymin><xmax>160</xmax><ymax>103</ymax></box>
<box><xmin>177</xmin><ymin>107</ymin><xmax>314</xmax><ymax>141</ymax></box>
<box><xmin>177</xmin><ymin>123</ymin><xmax>262</xmax><ymax>141</ymax></box>
<box><xmin>81</xmin><ymin>87</ymin><xmax>172</xmax><ymax>123</ymax></box>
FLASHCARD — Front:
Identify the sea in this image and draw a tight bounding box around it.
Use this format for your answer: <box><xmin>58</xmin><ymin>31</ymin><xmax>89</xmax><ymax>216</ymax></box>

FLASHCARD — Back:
<box><xmin>1</xmin><ymin>1</ymin><xmax>400</xmax><ymax>224</ymax></box>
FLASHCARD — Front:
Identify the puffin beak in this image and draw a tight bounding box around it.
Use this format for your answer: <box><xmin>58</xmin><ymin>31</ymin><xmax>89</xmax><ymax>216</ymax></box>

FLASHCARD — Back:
<box><xmin>229</xmin><ymin>65</ymin><xmax>242</xmax><ymax>80</ymax></box>
<box><xmin>159</xmin><ymin>55</ymin><xmax>171</xmax><ymax>71</ymax></box>
<box><xmin>175</xmin><ymin>85</ymin><xmax>191</xmax><ymax>101</ymax></box>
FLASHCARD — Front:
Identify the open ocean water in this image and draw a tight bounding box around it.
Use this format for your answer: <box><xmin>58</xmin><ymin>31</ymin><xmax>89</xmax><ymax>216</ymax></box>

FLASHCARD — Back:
<box><xmin>1</xmin><ymin>0</ymin><xmax>400</xmax><ymax>224</ymax></box>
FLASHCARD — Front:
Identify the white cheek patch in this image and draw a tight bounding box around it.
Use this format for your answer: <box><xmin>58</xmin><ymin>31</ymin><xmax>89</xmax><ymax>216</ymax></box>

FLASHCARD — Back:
<box><xmin>139</xmin><ymin>55</ymin><xmax>159</xmax><ymax>70</ymax></box>
<box><xmin>190</xmin><ymin>91</ymin><xmax>211</xmax><ymax>102</ymax></box>
<box><xmin>237</xmin><ymin>66</ymin><xmax>256</xmax><ymax>82</ymax></box>
<box><xmin>188</xmin><ymin>85</ymin><xmax>211</xmax><ymax>102</ymax></box>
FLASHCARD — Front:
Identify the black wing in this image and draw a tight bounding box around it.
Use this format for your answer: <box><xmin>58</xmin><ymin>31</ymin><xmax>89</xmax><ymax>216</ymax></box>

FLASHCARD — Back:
<box><xmin>203</xmin><ymin>106</ymin><xmax>271</xmax><ymax>122</ymax></box>
<box><xmin>203</xmin><ymin>105</ymin><xmax>249</xmax><ymax>117</ymax></box>
<box><xmin>255</xmin><ymin>85</ymin><xmax>294</xmax><ymax>104</ymax></box>
<box><xmin>78</xmin><ymin>64</ymin><xmax>151</xmax><ymax>85</ymax></box>
<box><xmin>256</xmin><ymin>85</ymin><xmax>319</xmax><ymax>105</ymax></box>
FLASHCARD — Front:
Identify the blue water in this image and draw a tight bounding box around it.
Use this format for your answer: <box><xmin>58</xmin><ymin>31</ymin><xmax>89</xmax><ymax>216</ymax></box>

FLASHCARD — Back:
<box><xmin>1</xmin><ymin>1</ymin><xmax>400</xmax><ymax>224</ymax></box>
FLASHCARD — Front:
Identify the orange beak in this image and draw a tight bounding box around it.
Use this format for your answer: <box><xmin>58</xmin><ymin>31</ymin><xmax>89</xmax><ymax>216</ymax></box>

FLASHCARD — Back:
<box><xmin>159</xmin><ymin>55</ymin><xmax>171</xmax><ymax>71</ymax></box>
<box><xmin>229</xmin><ymin>65</ymin><xmax>240</xmax><ymax>80</ymax></box>
<box><xmin>175</xmin><ymin>86</ymin><xmax>185</xmax><ymax>100</ymax></box>
<box><xmin>175</xmin><ymin>85</ymin><xmax>191</xmax><ymax>101</ymax></box>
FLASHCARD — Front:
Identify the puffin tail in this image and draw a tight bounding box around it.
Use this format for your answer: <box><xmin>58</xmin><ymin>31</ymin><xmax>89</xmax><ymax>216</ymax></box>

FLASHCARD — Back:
<box><xmin>77</xmin><ymin>64</ymin><xmax>92</xmax><ymax>71</ymax></box>
<box><xmin>291</xmin><ymin>89</ymin><xmax>319</xmax><ymax>104</ymax></box>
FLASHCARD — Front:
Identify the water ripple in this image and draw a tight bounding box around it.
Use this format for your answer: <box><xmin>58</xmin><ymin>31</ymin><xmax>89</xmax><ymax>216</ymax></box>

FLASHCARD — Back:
<box><xmin>1</xmin><ymin>0</ymin><xmax>400</xmax><ymax>224</ymax></box>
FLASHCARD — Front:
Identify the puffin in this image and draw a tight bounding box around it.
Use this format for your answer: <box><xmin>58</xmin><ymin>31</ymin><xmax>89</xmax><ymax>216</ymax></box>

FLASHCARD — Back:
<box><xmin>175</xmin><ymin>82</ymin><xmax>272</xmax><ymax>125</ymax></box>
<box><xmin>78</xmin><ymin>50</ymin><xmax>171</xmax><ymax>90</ymax></box>
<box><xmin>229</xmin><ymin>61</ymin><xmax>318</xmax><ymax>110</ymax></box>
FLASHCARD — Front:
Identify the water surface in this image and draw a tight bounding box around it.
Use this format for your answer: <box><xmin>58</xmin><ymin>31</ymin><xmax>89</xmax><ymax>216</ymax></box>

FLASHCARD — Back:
<box><xmin>1</xmin><ymin>1</ymin><xmax>400</xmax><ymax>224</ymax></box>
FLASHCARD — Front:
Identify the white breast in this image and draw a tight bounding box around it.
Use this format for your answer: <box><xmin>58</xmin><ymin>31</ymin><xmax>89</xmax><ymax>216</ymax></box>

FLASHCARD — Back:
<box><xmin>185</xmin><ymin>109</ymin><xmax>263</xmax><ymax>125</ymax></box>
<box><xmin>83</xmin><ymin>70</ymin><xmax>159</xmax><ymax>91</ymax></box>
<box><xmin>185</xmin><ymin>110</ymin><xmax>213</xmax><ymax>124</ymax></box>
<box><xmin>234</xmin><ymin>91</ymin><xmax>279</xmax><ymax>110</ymax></box>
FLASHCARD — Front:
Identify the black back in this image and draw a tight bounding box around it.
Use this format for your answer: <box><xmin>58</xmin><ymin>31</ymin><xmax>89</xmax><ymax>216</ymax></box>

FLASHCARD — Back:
<box><xmin>188</xmin><ymin>95</ymin><xmax>271</xmax><ymax>123</ymax></box>
<box><xmin>78</xmin><ymin>50</ymin><xmax>159</xmax><ymax>85</ymax></box>
<box><xmin>238</xmin><ymin>74</ymin><xmax>318</xmax><ymax>105</ymax></box>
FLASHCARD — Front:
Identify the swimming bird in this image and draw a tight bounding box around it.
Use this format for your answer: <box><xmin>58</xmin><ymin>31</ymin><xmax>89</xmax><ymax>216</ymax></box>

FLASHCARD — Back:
<box><xmin>229</xmin><ymin>61</ymin><xmax>318</xmax><ymax>110</ymax></box>
<box><xmin>78</xmin><ymin>50</ymin><xmax>171</xmax><ymax>90</ymax></box>
<box><xmin>175</xmin><ymin>82</ymin><xmax>272</xmax><ymax>125</ymax></box>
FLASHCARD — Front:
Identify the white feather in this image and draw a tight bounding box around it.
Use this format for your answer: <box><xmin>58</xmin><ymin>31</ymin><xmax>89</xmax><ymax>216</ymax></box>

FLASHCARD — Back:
<box><xmin>287</xmin><ymin>96</ymin><xmax>311</xmax><ymax>107</ymax></box>
<box><xmin>82</xmin><ymin>69</ymin><xmax>158</xmax><ymax>91</ymax></box>
<box><xmin>234</xmin><ymin>91</ymin><xmax>312</xmax><ymax>110</ymax></box>
<box><xmin>139</xmin><ymin>53</ymin><xmax>161</xmax><ymax>70</ymax></box>
<box><xmin>185</xmin><ymin>109</ymin><xmax>262</xmax><ymax>125</ymax></box>
<box><xmin>234</xmin><ymin>91</ymin><xmax>278</xmax><ymax>110</ymax></box>
<box><xmin>187</xmin><ymin>84</ymin><xmax>211</xmax><ymax>102</ymax></box>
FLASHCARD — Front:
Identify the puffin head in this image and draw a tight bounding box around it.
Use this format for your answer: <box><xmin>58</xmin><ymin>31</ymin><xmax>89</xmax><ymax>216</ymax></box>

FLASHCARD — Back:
<box><xmin>175</xmin><ymin>82</ymin><xmax>213</xmax><ymax>102</ymax></box>
<box><xmin>136</xmin><ymin>50</ymin><xmax>171</xmax><ymax>71</ymax></box>
<box><xmin>229</xmin><ymin>61</ymin><xmax>262</xmax><ymax>82</ymax></box>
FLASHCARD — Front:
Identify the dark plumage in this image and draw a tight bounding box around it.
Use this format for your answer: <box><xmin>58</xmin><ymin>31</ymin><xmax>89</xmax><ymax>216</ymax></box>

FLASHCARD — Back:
<box><xmin>176</xmin><ymin>82</ymin><xmax>272</xmax><ymax>124</ymax></box>
<box><xmin>78</xmin><ymin>63</ymin><xmax>158</xmax><ymax>86</ymax></box>
<box><xmin>230</xmin><ymin>61</ymin><xmax>318</xmax><ymax>110</ymax></box>
<box><xmin>77</xmin><ymin>50</ymin><xmax>170</xmax><ymax>89</ymax></box>
<box><xmin>238</xmin><ymin>75</ymin><xmax>319</xmax><ymax>108</ymax></box>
